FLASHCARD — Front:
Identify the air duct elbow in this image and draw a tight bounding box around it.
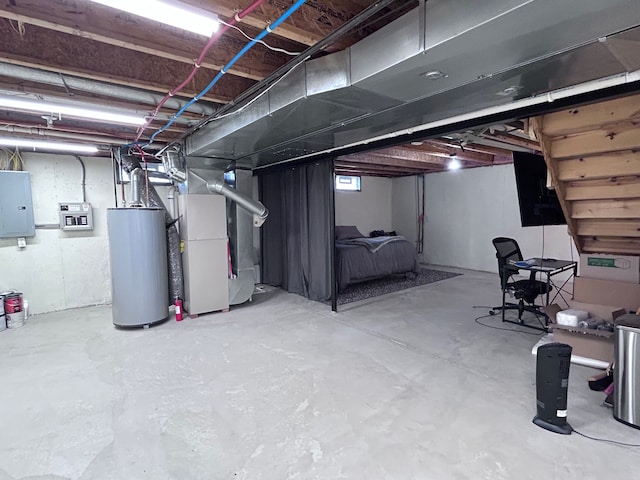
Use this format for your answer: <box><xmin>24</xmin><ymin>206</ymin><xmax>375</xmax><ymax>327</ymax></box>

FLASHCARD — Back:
<box><xmin>161</xmin><ymin>149</ymin><xmax>187</xmax><ymax>183</ymax></box>
<box><xmin>206</xmin><ymin>179</ymin><xmax>269</xmax><ymax>227</ymax></box>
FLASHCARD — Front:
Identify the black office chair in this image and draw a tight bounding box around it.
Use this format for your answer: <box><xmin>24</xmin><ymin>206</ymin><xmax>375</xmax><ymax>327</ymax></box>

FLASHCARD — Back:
<box><xmin>490</xmin><ymin>237</ymin><xmax>551</xmax><ymax>321</ymax></box>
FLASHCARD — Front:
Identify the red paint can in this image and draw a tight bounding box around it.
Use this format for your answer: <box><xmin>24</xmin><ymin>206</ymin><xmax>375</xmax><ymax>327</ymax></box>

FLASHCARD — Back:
<box><xmin>175</xmin><ymin>297</ymin><xmax>183</xmax><ymax>322</ymax></box>
<box><xmin>4</xmin><ymin>293</ymin><xmax>25</xmax><ymax>329</ymax></box>
<box><xmin>4</xmin><ymin>293</ymin><xmax>22</xmax><ymax>313</ymax></box>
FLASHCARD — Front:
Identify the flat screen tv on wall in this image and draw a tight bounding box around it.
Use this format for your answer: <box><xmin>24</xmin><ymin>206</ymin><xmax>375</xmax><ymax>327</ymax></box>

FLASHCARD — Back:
<box><xmin>512</xmin><ymin>151</ymin><xmax>566</xmax><ymax>227</ymax></box>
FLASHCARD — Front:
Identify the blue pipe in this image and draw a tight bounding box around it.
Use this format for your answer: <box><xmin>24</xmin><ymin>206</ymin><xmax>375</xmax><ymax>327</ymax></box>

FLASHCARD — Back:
<box><xmin>146</xmin><ymin>0</ymin><xmax>307</xmax><ymax>146</ymax></box>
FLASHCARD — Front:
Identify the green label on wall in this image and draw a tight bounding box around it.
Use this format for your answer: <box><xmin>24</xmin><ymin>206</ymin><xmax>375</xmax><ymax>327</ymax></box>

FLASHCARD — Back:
<box><xmin>587</xmin><ymin>257</ymin><xmax>616</xmax><ymax>268</ymax></box>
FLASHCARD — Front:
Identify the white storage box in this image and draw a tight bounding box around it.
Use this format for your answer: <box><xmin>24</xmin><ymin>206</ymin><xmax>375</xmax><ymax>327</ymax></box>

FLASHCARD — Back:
<box><xmin>556</xmin><ymin>309</ymin><xmax>589</xmax><ymax>327</ymax></box>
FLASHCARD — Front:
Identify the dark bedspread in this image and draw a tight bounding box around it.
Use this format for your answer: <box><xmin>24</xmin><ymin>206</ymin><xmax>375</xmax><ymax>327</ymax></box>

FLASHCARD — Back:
<box><xmin>336</xmin><ymin>236</ymin><xmax>420</xmax><ymax>291</ymax></box>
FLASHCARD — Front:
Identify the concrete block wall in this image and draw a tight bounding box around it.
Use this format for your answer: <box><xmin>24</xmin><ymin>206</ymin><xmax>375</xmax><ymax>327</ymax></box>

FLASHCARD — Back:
<box><xmin>0</xmin><ymin>153</ymin><xmax>115</xmax><ymax>314</ymax></box>
<box><xmin>335</xmin><ymin>176</ymin><xmax>392</xmax><ymax>236</ymax></box>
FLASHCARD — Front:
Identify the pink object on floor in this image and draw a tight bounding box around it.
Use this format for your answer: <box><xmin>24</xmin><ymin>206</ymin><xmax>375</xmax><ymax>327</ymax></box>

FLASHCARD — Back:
<box><xmin>604</xmin><ymin>382</ymin><xmax>615</xmax><ymax>396</ymax></box>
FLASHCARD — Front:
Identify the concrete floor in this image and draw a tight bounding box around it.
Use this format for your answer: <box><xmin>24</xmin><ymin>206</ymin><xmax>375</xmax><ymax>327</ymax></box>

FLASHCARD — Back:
<box><xmin>1</xmin><ymin>268</ymin><xmax>638</xmax><ymax>479</ymax></box>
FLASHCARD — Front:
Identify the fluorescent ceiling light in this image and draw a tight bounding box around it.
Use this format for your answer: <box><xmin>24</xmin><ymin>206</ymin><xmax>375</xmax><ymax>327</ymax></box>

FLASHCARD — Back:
<box><xmin>90</xmin><ymin>0</ymin><xmax>220</xmax><ymax>37</ymax></box>
<box><xmin>0</xmin><ymin>96</ymin><xmax>145</xmax><ymax>126</ymax></box>
<box><xmin>0</xmin><ymin>137</ymin><xmax>99</xmax><ymax>153</ymax></box>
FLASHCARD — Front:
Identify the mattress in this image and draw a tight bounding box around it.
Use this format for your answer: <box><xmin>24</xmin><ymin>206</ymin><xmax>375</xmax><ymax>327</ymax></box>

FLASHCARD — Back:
<box><xmin>335</xmin><ymin>236</ymin><xmax>420</xmax><ymax>291</ymax></box>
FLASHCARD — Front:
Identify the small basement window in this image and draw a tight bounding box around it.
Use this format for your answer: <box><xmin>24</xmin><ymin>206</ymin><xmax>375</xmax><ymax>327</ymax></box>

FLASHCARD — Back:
<box><xmin>335</xmin><ymin>175</ymin><xmax>361</xmax><ymax>191</ymax></box>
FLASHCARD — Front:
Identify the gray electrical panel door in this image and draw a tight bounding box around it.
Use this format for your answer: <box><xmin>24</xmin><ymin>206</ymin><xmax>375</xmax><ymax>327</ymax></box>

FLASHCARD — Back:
<box><xmin>0</xmin><ymin>171</ymin><xmax>36</xmax><ymax>238</ymax></box>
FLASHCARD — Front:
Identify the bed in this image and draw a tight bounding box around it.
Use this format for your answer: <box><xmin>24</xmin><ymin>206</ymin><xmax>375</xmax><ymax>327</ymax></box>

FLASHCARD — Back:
<box><xmin>335</xmin><ymin>225</ymin><xmax>420</xmax><ymax>292</ymax></box>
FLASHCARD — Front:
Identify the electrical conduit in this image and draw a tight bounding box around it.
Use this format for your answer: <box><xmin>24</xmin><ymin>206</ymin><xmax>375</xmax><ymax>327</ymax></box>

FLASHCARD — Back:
<box><xmin>146</xmin><ymin>0</ymin><xmax>307</xmax><ymax>146</ymax></box>
<box><xmin>135</xmin><ymin>0</ymin><xmax>266</xmax><ymax>142</ymax></box>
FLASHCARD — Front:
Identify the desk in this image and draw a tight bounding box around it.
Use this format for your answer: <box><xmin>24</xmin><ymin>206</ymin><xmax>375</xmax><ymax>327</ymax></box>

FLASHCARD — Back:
<box><xmin>501</xmin><ymin>258</ymin><xmax>577</xmax><ymax>331</ymax></box>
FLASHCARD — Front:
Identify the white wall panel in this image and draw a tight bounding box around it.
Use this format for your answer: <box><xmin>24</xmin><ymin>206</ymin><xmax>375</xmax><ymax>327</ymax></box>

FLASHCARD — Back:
<box><xmin>392</xmin><ymin>175</ymin><xmax>419</xmax><ymax>247</ymax></box>
<box><xmin>422</xmin><ymin>164</ymin><xmax>577</xmax><ymax>272</ymax></box>
<box><xmin>335</xmin><ymin>176</ymin><xmax>392</xmax><ymax>236</ymax></box>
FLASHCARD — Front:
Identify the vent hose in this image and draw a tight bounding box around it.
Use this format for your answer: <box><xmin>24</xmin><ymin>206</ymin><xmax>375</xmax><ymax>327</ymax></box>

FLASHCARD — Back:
<box><xmin>206</xmin><ymin>179</ymin><xmax>269</xmax><ymax>227</ymax></box>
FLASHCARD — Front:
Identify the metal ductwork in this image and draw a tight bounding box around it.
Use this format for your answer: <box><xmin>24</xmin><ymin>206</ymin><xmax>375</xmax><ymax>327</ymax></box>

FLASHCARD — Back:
<box><xmin>161</xmin><ymin>149</ymin><xmax>188</xmax><ymax>183</ymax></box>
<box><xmin>0</xmin><ymin>62</ymin><xmax>216</xmax><ymax>116</ymax></box>
<box><xmin>186</xmin><ymin>0</ymin><xmax>640</xmax><ymax>167</ymax></box>
<box><xmin>129</xmin><ymin>167</ymin><xmax>143</xmax><ymax>206</ymax></box>
<box><xmin>206</xmin><ymin>179</ymin><xmax>268</xmax><ymax>227</ymax></box>
<box><xmin>117</xmin><ymin>149</ymin><xmax>184</xmax><ymax>304</ymax></box>
<box><xmin>161</xmin><ymin>149</ymin><xmax>269</xmax><ymax>227</ymax></box>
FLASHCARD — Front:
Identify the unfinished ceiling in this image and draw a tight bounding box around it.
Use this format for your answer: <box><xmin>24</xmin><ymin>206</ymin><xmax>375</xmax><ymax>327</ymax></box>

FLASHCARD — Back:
<box><xmin>186</xmin><ymin>0</ymin><xmax>640</xmax><ymax>173</ymax></box>
<box><xmin>0</xmin><ymin>0</ymin><xmax>639</xmax><ymax>176</ymax></box>
<box><xmin>0</xmin><ymin>0</ymin><xmax>415</xmax><ymax>147</ymax></box>
<box><xmin>334</xmin><ymin>125</ymin><xmax>541</xmax><ymax>177</ymax></box>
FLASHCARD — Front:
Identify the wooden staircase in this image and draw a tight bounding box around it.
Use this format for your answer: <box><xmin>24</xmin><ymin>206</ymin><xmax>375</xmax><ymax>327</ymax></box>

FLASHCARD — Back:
<box><xmin>531</xmin><ymin>93</ymin><xmax>640</xmax><ymax>255</ymax></box>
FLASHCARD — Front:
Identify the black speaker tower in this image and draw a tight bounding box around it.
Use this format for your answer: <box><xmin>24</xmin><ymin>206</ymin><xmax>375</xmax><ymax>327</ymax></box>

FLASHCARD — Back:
<box><xmin>533</xmin><ymin>343</ymin><xmax>573</xmax><ymax>435</ymax></box>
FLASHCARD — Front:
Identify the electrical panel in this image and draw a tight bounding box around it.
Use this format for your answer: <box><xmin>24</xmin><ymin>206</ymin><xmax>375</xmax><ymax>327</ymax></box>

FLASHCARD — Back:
<box><xmin>0</xmin><ymin>171</ymin><xmax>36</xmax><ymax>238</ymax></box>
<box><xmin>59</xmin><ymin>202</ymin><xmax>94</xmax><ymax>231</ymax></box>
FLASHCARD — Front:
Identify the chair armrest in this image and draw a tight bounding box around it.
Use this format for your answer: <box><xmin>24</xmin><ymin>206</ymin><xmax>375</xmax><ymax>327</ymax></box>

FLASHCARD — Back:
<box><xmin>502</xmin><ymin>265</ymin><xmax>519</xmax><ymax>288</ymax></box>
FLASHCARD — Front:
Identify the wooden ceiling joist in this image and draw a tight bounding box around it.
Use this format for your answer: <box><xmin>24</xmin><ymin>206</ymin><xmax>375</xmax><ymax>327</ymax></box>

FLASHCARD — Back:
<box><xmin>408</xmin><ymin>142</ymin><xmax>495</xmax><ymax>164</ymax></box>
<box><xmin>428</xmin><ymin>138</ymin><xmax>514</xmax><ymax>158</ymax></box>
<box><xmin>0</xmin><ymin>21</ymin><xmax>256</xmax><ymax>105</ymax></box>
<box><xmin>340</xmin><ymin>152</ymin><xmax>446</xmax><ymax>170</ymax></box>
<box><xmin>0</xmin><ymin>2</ymin><xmax>291</xmax><ymax>82</ymax></box>
<box><xmin>532</xmin><ymin>92</ymin><xmax>640</xmax><ymax>256</ymax></box>
<box><xmin>335</xmin><ymin>161</ymin><xmax>434</xmax><ymax>175</ymax></box>
<box><xmin>484</xmin><ymin>131</ymin><xmax>541</xmax><ymax>151</ymax></box>
<box><xmin>186</xmin><ymin>0</ymin><xmax>412</xmax><ymax>50</ymax></box>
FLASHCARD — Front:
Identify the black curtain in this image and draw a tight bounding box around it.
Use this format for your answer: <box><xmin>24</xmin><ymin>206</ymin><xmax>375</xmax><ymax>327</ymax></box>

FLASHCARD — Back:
<box><xmin>259</xmin><ymin>159</ymin><xmax>334</xmax><ymax>302</ymax></box>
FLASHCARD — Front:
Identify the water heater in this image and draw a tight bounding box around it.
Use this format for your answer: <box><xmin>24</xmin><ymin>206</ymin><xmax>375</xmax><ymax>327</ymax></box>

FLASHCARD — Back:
<box><xmin>107</xmin><ymin>207</ymin><xmax>168</xmax><ymax>327</ymax></box>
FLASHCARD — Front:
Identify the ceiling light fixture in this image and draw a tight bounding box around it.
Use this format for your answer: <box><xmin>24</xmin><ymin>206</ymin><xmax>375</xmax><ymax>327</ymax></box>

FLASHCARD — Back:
<box><xmin>0</xmin><ymin>137</ymin><xmax>99</xmax><ymax>153</ymax></box>
<box><xmin>0</xmin><ymin>96</ymin><xmax>145</xmax><ymax>126</ymax></box>
<box><xmin>448</xmin><ymin>153</ymin><xmax>461</xmax><ymax>171</ymax></box>
<box><xmin>497</xmin><ymin>85</ymin><xmax>521</xmax><ymax>96</ymax></box>
<box><xmin>89</xmin><ymin>0</ymin><xmax>220</xmax><ymax>37</ymax></box>
<box><xmin>422</xmin><ymin>70</ymin><xmax>447</xmax><ymax>80</ymax></box>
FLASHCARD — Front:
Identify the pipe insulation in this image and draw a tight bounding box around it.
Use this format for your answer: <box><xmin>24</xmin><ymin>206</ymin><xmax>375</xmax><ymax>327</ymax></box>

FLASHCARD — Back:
<box><xmin>206</xmin><ymin>179</ymin><xmax>269</xmax><ymax>227</ymax></box>
<box><xmin>0</xmin><ymin>62</ymin><xmax>216</xmax><ymax>116</ymax></box>
<box><xmin>118</xmin><ymin>151</ymin><xmax>184</xmax><ymax>303</ymax></box>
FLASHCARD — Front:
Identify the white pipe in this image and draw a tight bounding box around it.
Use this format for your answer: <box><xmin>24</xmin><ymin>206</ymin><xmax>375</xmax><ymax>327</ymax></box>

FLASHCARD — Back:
<box><xmin>167</xmin><ymin>185</ymin><xmax>178</xmax><ymax>221</ymax></box>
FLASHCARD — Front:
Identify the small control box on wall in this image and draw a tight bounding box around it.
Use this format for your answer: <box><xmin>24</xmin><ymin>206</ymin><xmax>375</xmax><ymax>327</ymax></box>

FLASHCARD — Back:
<box><xmin>59</xmin><ymin>203</ymin><xmax>94</xmax><ymax>231</ymax></box>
